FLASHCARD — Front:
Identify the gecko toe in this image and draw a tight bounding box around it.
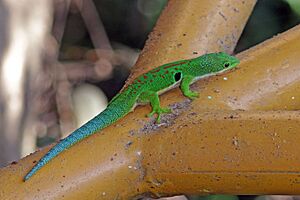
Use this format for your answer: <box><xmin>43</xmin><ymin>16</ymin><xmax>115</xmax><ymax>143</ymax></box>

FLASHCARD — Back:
<box><xmin>147</xmin><ymin>107</ymin><xmax>172</xmax><ymax>123</ymax></box>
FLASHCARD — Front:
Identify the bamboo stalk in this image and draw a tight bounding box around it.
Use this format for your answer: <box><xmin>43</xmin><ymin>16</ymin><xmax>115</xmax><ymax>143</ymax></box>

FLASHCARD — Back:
<box><xmin>10</xmin><ymin>0</ymin><xmax>300</xmax><ymax>199</ymax></box>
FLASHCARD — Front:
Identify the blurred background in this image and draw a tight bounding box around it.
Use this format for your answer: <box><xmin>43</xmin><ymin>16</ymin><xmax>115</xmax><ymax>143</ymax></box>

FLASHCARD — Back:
<box><xmin>0</xmin><ymin>0</ymin><xmax>299</xmax><ymax>199</ymax></box>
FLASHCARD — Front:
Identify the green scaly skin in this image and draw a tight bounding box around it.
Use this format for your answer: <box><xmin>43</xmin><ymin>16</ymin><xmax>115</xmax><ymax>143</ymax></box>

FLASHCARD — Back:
<box><xmin>24</xmin><ymin>52</ymin><xmax>239</xmax><ymax>181</ymax></box>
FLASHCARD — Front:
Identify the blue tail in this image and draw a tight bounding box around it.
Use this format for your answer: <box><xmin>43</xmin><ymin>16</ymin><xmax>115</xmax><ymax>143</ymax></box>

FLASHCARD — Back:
<box><xmin>23</xmin><ymin>97</ymin><xmax>133</xmax><ymax>181</ymax></box>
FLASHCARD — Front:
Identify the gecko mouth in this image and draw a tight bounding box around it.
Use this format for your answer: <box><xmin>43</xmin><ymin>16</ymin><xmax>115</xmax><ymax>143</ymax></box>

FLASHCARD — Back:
<box><xmin>217</xmin><ymin>62</ymin><xmax>239</xmax><ymax>75</ymax></box>
<box><xmin>232</xmin><ymin>57</ymin><xmax>240</xmax><ymax>66</ymax></box>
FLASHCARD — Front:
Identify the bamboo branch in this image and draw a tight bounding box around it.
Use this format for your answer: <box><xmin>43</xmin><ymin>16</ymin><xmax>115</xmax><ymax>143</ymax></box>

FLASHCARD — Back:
<box><xmin>9</xmin><ymin>0</ymin><xmax>300</xmax><ymax>200</ymax></box>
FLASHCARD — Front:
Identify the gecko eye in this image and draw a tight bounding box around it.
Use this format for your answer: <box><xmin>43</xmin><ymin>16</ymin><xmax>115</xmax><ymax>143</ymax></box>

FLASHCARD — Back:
<box><xmin>224</xmin><ymin>62</ymin><xmax>230</xmax><ymax>68</ymax></box>
<box><xmin>174</xmin><ymin>72</ymin><xmax>182</xmax><ymax>82</ymax></box>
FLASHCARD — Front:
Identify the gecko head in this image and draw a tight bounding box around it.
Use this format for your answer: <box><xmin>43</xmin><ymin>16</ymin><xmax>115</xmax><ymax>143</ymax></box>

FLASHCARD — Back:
<box><xmin>200</xmin><ymin>52</ymin><xmax>240</xmax><ymax>74</ymax></box>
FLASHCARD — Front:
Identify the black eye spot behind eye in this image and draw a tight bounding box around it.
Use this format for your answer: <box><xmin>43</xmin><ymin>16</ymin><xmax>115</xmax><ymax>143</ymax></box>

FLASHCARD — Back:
<box><xmin>174</xmin><ymin>72</ymin><xmax>182</xmax><ymax>82</ymax></box>
<box><xmin>224</xmin><ymin>63</ymin><xmax>230</xmax><ymax>68</ymax></box>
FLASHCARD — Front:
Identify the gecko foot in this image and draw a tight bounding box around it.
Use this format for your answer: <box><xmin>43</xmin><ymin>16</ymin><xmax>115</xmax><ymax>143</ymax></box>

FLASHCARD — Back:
<box><xmin>147</xmin><ymin>107</ymin><xmax>171</xmax><ymax>123</ymax></box>
<box><xmin>184</xmin><ymin>91</ymin><xmax>199</xmax><ymax>100</ymax></box>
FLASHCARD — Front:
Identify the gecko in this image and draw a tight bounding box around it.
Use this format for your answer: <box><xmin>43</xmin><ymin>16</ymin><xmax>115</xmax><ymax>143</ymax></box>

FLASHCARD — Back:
<box><xmin>24</xmin><ymin>52</ymin><xmax>239</xmax><ymax>181</ymax></box>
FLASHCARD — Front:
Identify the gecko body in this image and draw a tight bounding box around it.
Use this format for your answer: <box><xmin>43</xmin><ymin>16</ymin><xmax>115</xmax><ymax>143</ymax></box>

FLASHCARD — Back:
<box><xmin>24</xmin><ymin>52</ymin><xmax>239</xmax><ymax>181</ymax></box>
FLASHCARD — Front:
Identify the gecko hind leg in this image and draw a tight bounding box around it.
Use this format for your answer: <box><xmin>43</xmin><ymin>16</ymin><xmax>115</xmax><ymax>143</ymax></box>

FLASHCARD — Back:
<box><xmin>138</xmin><ymin>91</ymin><xmax>171</xmax><ymax>123</ymax></box>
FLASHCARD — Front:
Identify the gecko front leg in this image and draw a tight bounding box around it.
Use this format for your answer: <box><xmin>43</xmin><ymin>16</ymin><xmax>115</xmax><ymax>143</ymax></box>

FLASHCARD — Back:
<box><xmin>180</xmin><ymin>75</ymin><xmax>199</xmax><ymax>99</ymax></box>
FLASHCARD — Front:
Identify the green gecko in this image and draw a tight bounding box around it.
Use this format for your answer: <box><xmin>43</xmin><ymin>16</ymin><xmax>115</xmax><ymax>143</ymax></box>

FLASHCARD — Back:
<box><xmin>24</xmin><ymin>52</ymin><xmax>239</xmax><ymax>181</ymax></box>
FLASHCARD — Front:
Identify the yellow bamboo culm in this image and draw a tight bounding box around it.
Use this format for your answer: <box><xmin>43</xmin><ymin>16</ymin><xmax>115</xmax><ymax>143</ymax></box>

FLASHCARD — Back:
<box><xmin>4</xmin><ymin>0</ymin><xmax>300</xmax><ymax>199</ymax></box>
